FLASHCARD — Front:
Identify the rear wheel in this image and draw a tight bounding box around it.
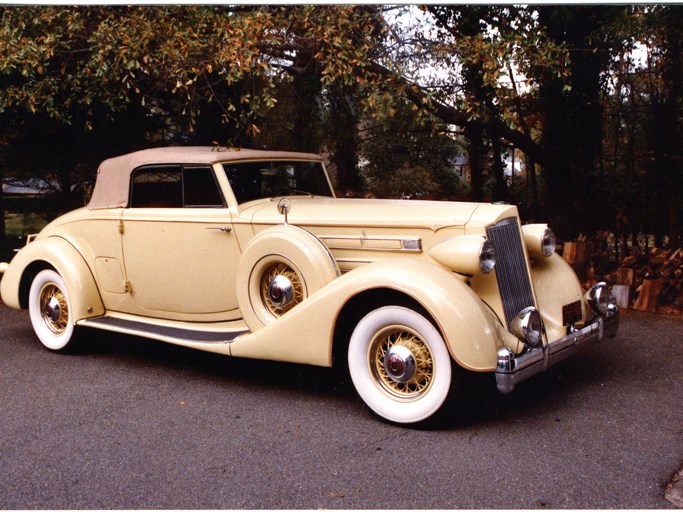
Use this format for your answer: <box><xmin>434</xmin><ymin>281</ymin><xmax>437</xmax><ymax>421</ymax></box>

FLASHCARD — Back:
<box><xmin>348</xmin><ymin>306</ymin><xmax>453</xmax><ymax>424</ymax></box>
<box><xmin>28</xmin><ymin>269</ymin><xmax>81</xmax><ymax>353</ymax></box>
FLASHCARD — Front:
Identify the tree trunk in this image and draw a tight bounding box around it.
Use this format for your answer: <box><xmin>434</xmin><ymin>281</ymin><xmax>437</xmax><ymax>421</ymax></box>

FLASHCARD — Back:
<box><xmin>538</xmin><ymin>62</ymin><xmax>576</xmax><ymax>236</ymax></box>
<box><xmin>537</xmin><ymin>6</ymin><xmax>611</xmax><ymax>239</ymax></box>
<box><xmin>289</xmin><ymin>57</ymin><xmax>323</xmax><ymax>154</ymax></box>
<box><xmin>328</xmin><ymin>92</ymin><xmax>360</xmax><ymax>193</ymax></box>
<box><xmin>490</xmin><ymin>136</ymin><xmax>508</xmax><ymax>202</ymax></box>
<box><xmin>525</xmin><ymin>155</ymin><xmax>540</xmax><ymax>222</ymax></box>
<box><xmin>466</xmin><ymin>123</ymin><xmax>486</xmax><ymax>201</ymax></box>
<box><xmin>659</xmin><ymin>6</ymin><xmax>683</xmax><ymax>247</ymax></box>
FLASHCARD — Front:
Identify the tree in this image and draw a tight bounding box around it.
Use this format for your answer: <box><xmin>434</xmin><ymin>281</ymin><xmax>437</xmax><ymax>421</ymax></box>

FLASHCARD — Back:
<box><xmin>394</xmin><ymin>6</ymin><xmax>653</xmax><ymax>239</ymax></box>
<box><xmin>427</xmin><ymin>5</ymin><xmax>518</xmax><ymax>202</ymax></box>
<box><xmin>1</xmin><ymin>5</ymin><xmax>680</xmax><ymax>248</ymax></box>
<box><xmin>643</xmin><ymin>6</ymin><xmax>683</xmax><ymax>246</ymax></box>
<box><xmin>532</xmin><ymin>6</ymin><xmax>631</xmax><ymax>238</ymax></box>
<box><xmin>360</xmin><ymin>96</ymin><xmax>467</xmax><ymax>199</ymax></box>
<box><xmin>0</xmin><ymin>5</ymin><xmax>389</xmax><ymax>217</ymax></box>
<box><xmin>594</xmin><ymin>5</ymin><xmax>682</xmax><ymax>249</ymax></box>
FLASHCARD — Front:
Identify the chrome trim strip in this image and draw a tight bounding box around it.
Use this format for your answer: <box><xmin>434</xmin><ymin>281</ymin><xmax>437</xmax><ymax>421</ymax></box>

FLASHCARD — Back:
<box><xmin>319</xmin><ymin>234</ymin><xmax>422</xmax><ymax>252</ymax></box>
<box><xmin>334</xmin><ymin>258</ymin><xmax>375</xmax><ymax>265</ymax></box>
<box><xmin>495</xmin><ymin>310</ymin><xmax>619</xmax><ymax>394</ymax></box>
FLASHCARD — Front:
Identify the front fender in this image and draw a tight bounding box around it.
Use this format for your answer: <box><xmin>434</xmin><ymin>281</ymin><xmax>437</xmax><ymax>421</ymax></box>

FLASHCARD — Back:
<box><xmin>229</xmin><ymin>258</ymin><xmax>506</xmax><ymax>371</ymax></box>
<box><xmin>529</xmin><ymin>253</ymin><xmax>586</xmax><ymax>342</ymax></box>
<box><xmin>0</xmin><ymin>236</ymin><xmax>105</xmax><ymax>322</ymax></box>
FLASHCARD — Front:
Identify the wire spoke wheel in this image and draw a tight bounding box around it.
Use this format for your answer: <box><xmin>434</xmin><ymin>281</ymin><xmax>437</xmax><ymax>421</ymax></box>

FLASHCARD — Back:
<box><xmin>348</xmin><ymin>306</ymin><xmax>453</xmax><ymax>424</ymax></box>
<box><xmin>260</xmin><ymin>262</ymin><xmax>304</xmax><ymax>317</ymax></box>
<box><xmin>236</xmin><ymin>225</ymin><xmax>339</xmax><ymax>331</ymax></box>
<box><xmin>370</xmin><ymin>326</ymin><xmax>434</xmax><ymax>400</ymax></box>
<box><xmin>39</xmin><ymin>283</ymin><xmax>70</xmax><ymax>335</ymax></box>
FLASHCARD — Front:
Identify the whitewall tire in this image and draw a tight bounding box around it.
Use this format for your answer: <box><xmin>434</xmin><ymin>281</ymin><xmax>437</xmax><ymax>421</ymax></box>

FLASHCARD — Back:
<box><xmin>348</xmin><ymin>306</ymin><xmax>453</xmax><ymax>424</ymax></box>
<box><xmin>28</xmin><ymin>269</ymin><xmax>81</xmax><ymax>352</ymax></box>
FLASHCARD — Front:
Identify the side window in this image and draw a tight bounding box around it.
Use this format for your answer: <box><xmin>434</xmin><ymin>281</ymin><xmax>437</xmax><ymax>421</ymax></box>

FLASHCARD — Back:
<box><xmin>130</xmin><ymin>165</ymin><xmax>223</xmax><ymax>208</ymax></box>
<box><xmin>130</xmin><ymin>165</ymin><xmax>182</xmax><ymax>208</ymax></box>
<box><xmin>183</xmin><ymin>166</ymin><xmax>224</xmax><ymax>207</ymax></box>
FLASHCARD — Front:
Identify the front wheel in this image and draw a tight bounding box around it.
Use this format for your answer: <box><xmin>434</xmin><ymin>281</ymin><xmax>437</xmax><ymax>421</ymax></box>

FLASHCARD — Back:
<box><xmin>348</xmin><ymin>306</ymin><xmax>453</xmax><ymax>424</ymax></box>
<box><xmin>28</xmin><ymin>269</ymin><xmax>81</xmax><ymax>353</ymax></box>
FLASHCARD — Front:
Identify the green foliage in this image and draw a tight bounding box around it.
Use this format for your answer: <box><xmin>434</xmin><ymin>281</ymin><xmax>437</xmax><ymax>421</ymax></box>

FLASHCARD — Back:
<box><xmin>0</xmin><ymin>5</ymin><xmax>680</xmax><ymax>246</ymax></box>
<box><xmin>599</xmin><ymin>5</ymin><xmax>683</xmax><ymax>245</ymax></box>
<box><xmin>4</xmin><ymin>212</ymin><xmax>48</xmax><ymax>237</ymax></box>
<box><xmin>423</xmin><ymin>6</ymin><xmax>570</xmax><ymax>124</ymax></box>
<box><xmin>0</xmin><ymin>5</ymin><xmax>387</xmax><ymax>135</ymax></box>
<box><xmin>360</xmin><ymin>99</ymin><xmax>467</xmax><ymax>199</ymax></box>
<box><xmin>0</xmin><ymin>5</ymin><xmax>392</xmax><ymax>216</ymax></box>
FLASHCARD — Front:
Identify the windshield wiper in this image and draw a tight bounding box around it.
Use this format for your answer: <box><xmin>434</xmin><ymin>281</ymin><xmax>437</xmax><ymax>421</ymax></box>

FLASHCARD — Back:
<box><xmin>271</xmin><ymin>187</ymin><xmax>314</xmax><ymax>198</ymax></box>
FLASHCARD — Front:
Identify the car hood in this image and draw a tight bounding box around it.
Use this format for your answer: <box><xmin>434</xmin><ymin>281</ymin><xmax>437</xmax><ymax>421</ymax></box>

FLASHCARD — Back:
<box><xmin>240</xmin><ymin>196</ymin><xmax>518</xmax><ymax>232</ymax></box>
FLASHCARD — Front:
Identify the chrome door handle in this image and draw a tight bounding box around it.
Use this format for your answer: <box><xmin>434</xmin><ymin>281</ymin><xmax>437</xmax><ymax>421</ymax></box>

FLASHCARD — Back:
<box><xmin>206</xmin><ymin>226</ymin><xmax>232</xmax><ymax>233</ymax></box>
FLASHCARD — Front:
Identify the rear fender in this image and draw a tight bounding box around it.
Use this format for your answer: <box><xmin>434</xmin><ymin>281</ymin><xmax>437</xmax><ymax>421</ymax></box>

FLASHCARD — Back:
<box><xmin>0</xmin><ymin>236</ymin><xmax>105</xmax><ymax>322</ymax></box>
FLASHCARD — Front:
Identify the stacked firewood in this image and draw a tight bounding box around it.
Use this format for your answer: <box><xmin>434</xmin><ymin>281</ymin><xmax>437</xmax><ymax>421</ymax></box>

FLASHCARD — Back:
<box><xmin>609</xmin><ymin>247</ymin><xmax>682</xmax><ymax>312</ymax></box>
<box><xmin>561</xmin><ymin>239</ymin><xmax>682</xmax><ymax>312</ymax></box>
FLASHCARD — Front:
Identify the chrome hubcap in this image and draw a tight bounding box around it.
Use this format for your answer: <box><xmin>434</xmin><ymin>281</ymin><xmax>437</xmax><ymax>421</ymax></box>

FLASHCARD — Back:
<box><xmin>39</xmin><ymin>284</ymin><xmax>69</xmax><ymax>335</ymax></box>
<box><xmin>45</xmin><ymin>296</ymin><xmax>62</xmax><ymax>323</ymax></box>
<box><xmin>268</xmin><ymin>275</ymin><xmax>294</xmax><ymax>309</ymax></box>
<box><xmin>384</xmin><ymin>344</ymin><xmax>416</xmax><ymax>383</ymax></box>
<box><xmin>260</xmin><ymin>262</ymin><xmax>304</xmax><ymax>317</ymax></box>
<box><xmin>370</xmin><ymin>326</ymin><xmax>435</xmax><ymax>400</ymax></box>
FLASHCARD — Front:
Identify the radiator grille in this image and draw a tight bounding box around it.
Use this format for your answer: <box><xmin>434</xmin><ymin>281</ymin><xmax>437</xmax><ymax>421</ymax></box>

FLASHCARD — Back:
<box><xmin>486</xmin><ymin>217</ymin><xmax>536</xmax><ymax>329</ymax></box>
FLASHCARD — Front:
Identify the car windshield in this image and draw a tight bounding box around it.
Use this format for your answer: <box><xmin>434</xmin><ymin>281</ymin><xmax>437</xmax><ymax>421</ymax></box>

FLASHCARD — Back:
<box><xmin>222</xmin><ymin>160</ymin><xmax>334</xmax><ymax>204</ymax></box>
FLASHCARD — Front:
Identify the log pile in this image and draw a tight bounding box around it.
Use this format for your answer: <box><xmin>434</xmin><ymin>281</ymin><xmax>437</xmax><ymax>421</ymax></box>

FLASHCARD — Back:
<box><xmin>608</xmin><ymin>247</ymin><xmax>683</xmax><ymax>312</ymax></box>
<box><xmin>560</xmin><ymin>237</ymin><xmax>682</xmax><ymax>313</ymax></box>
<box><xmin>562</xmin><ymin>239</ymin><xmax>589</xmax><ymax>281</ymax></box>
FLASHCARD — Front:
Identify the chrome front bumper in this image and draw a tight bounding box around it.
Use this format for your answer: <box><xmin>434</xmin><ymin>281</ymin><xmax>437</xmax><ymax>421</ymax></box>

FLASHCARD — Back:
<box><xmin>495</xmin><ymin>308</ymin><xmax>619</xmax><ymax>394</ymax></box>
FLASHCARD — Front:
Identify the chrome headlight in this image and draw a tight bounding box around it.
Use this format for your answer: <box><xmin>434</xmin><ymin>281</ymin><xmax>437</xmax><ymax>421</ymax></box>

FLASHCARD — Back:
<box><xmin>522</xmin><ymin>224</ymin><xmax>556</xmax><ymax>259</ymax></box>
<box><xmin>479</xmin><ymin>240</ymin><xmax>496</xmax><ymax>274</ymax></box>
<box><xmin>510</xmin><ymin>307</ymin><xmax>544</xmax><ymax>348</ymax></box>
<box><xmin>585</xmin><ymin>282</ymin><xmax>611</xmax><ymax>315</ymax></box>
<box><xmin>428</xmin><ymin>235</ymin><xmax>496</xmax><ymax>275</ymax></box>
<box><xmin>541</xmin><ymin>228</ymin><xmax>556</xmax><ymax>257</ymax></box>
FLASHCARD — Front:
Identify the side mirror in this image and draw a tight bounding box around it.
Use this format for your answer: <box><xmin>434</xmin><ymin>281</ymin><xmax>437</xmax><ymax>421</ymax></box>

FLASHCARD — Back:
<box><xmin>277</xmin><ymin>197</ymin><xmax>291</xmax><ymax>225</ymax></box>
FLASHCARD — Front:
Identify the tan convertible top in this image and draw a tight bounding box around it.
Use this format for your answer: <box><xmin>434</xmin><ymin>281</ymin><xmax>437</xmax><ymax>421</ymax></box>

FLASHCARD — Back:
<box><xmin>87</xmin><ymin>146</ymin><xmax>323</xmax><ymax>209</ymax></box>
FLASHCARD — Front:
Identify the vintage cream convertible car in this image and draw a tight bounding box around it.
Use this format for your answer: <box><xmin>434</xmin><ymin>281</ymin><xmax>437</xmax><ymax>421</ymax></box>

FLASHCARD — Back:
<box><xmin>0</xmin><ymin>147</ymin><xmax>619</xmax><ymax>424</ymax></box>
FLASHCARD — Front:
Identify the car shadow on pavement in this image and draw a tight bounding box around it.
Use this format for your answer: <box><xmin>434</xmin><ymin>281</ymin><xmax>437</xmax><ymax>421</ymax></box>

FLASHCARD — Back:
<box><xmin>423</xmin><ymin>350</ymin><xmax>619</xmax><ymax>431</ymax></box>
<box><xmin>77</xmin><ymin>327</ymin><xmax>616</xmax><ymax>430</ymax></box>
<box><xmin>83</xmin><ymin>328</ymin><xmax>346</xmax><ymax>395</ymax></box>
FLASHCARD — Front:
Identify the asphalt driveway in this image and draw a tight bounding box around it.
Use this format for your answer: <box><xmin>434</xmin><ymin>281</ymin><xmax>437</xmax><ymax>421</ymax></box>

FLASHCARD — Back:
<box><xmin>0</xmin><ymin>305</ymin><xmax>681</xmax><ymax>509</ymax></box>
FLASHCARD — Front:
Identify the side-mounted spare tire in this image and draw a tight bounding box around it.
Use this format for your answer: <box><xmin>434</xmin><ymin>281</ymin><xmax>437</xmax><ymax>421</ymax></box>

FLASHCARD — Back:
<box><xmin>236</xmin><ymin>224</ymin><xmax>339</xmax><ymax>332</ymax></box>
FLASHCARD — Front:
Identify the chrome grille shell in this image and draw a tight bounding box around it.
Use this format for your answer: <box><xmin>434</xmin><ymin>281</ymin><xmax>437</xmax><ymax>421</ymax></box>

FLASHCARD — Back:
<box><xmin>486</xmin><ymin>217</ymin><xmax>536</xmax><ymax>329</ymax></box>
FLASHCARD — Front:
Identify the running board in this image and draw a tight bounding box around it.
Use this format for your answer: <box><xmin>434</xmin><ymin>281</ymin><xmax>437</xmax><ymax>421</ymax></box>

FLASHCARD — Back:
<box><xmin>79</xmin><ymin>316</ymin><xmax>248</xmax><ymax>344</ymax></box>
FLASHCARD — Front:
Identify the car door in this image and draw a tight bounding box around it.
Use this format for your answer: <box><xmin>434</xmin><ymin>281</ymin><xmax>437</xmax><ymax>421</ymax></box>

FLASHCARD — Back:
<box><xmin>120</xmin><ymin>164</ymin><xmax>241</xmax><ymax>318</ymax></box>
